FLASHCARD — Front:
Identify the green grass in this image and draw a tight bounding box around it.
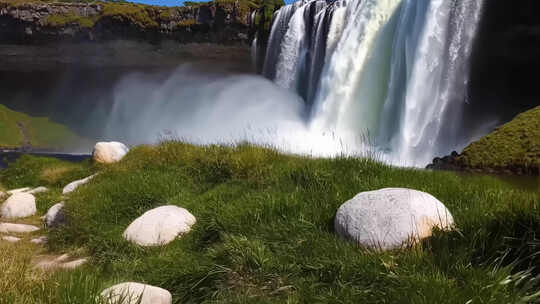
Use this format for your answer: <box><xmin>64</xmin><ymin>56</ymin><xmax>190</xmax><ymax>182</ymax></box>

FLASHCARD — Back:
<box><xmin>1</xmin><ymin>142</ymin><xmax>539</xmax><ymax>303</ymax></box>
<box><xmin>458</xmin><ymin>106</ymin><xmax>540</xmax><ymax>174</ymax></box>
<box><xmin>0</xmin><ymin>104</ymin><xmax>83</xmax><ymax>150</ymax></box>
<box><xmin>45</xmin><ymin>13</ymin><xmax>98</xmax><ymax>28</ymax></box>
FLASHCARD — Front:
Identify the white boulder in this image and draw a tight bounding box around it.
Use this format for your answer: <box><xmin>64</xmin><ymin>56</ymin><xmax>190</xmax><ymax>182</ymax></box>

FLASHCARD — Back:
<box><xmin>63</xmin><ymin>174</ymin><xmax>97</xmax><ymax>195</ymax></box>
<box><xmin>0</xmin><ymin>223</ymin><xmax>40</xmax><ymax>233</ymax></box>
<box><xmin>93</xmin><ymin>142</ymin><xmax>129</xmax><ymax>164</ymax></box>
<box><xmin>7</xmin><ymin>187</ymin><xmax>31</xmax><ymax>195</ymax></box>
<box><xmin>2</xmin><ymin>236</ymin><xmax>21</xmax><ymax>242</ymax></box>
<box><xmin>123</xmin><ymin>205</ymin><xmax>196</xmax><ymax>247</ymax></box>
<box><xmin>44</xmin><ymin>202</ymin><xmax>66</xmax><ymax>227</ymax></box>
<box><xmin>28</xmin><ymin>186</ymin><xmax>48</xmax><ymax>195</ymax></box>
<box><xmin>100</xmin><ymin>282</ymin><xmax>172</xmax><ymax>304</ymax></box>
<box><xmin>0</xmin><ymin>192</ymin><xmax>36</xmax><ymax>219</ymax></box>
<box><xmin>335</xmin><ymin>188</ymin><xmax>455</xmax><ymax>250</ymax></box>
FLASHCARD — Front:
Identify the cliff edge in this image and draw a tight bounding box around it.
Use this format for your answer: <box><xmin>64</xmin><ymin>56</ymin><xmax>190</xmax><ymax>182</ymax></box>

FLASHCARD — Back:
<box><xmin>0</xmin><ymin>0</ymin><xmax>253</xmax><ymax>44</ymax></box>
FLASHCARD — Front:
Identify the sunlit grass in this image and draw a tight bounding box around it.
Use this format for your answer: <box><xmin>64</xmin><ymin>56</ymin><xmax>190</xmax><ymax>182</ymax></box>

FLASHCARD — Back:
<box><xmin>0</xmin><ymin>141</ymin><xmax>538</xmax><ymax>303</ymax></box>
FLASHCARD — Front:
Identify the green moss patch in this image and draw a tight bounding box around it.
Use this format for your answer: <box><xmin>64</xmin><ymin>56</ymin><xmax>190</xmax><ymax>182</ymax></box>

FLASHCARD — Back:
<box><xmin>0</xmin><ymin>104</ymin><xmax>83</xmax><ymax>150</ymax></box>
<box><xmin>101</xmin><ymin>2</ymin><xmax>161</xmax><ymax>28</ymax></box>
<box><xmin>458</xmin><ymin>106</ymin><xmax>540</xmax><ymax>174</ymax></box>
<box><xmin>45</xmin><ymin>13</ymin><xmax>97</xmax><ymax>28</ymax></box>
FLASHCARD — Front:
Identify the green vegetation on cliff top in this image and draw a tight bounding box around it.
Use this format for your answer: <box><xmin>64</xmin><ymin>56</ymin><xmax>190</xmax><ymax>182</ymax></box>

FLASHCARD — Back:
<box><xmin>0</xmin><ymin>104</ymin><xmax>82</xmax><ymax>150</ymax></box>
<box><xmin>458</xmin><ymin>106</ymin><xmax>540</xmax><ymax>173</ymax></box>
<box><xmin>2</xmin><ymin>0</ymin><xmax>284</xmax><ymax>32</ymax></box>
<box><xmin>1</xmin><ymin>142</ymin><xmax>539</xmax><ymax>303</ymax></box>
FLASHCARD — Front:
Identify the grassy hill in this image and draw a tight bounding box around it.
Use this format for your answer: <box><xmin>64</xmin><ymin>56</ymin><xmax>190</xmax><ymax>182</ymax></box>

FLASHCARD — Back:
<box><xmin>458</xmin><ymin>106</ymin><xmax>540</xmax><ymax>174</ymax></box>
<box><xmin>0</xmin><ymin>104</ymin><xmax>83</xmax><ymax>150</ymax></box>
<box><xmin>0</xmin><ymin>142</ymin><xmax>538</xmax><ymax>303</ymax></box>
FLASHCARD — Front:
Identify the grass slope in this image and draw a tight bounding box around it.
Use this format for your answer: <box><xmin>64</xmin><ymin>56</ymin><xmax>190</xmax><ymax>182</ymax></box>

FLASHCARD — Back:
<box><xmin>458</xmin><ymin>106</ymin><xmax>540</xmax><ymax>174</ymax></box>
<box><xmin>0</xmin><ymin>104</ymin><xmax>82</xmax><ymax>150</ymax></box>
<box><xmin>0</xmin><ymin>142</ymin><xmax>539</xmax><ymax>303</ymax></box>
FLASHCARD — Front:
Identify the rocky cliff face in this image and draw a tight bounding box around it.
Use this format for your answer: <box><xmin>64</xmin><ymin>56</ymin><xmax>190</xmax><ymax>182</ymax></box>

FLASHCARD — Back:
<box><xmin>0</xmin><ymin>1</ymin><xmax>251</xmax><ymax>44</ymax></box>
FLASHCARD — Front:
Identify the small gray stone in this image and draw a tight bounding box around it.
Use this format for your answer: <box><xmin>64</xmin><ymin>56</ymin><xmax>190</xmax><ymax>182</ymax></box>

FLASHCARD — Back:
<box><xmin>44</xmin><ymin>202</ymin><xmax>65</xmax><ymax>227</ymax></box>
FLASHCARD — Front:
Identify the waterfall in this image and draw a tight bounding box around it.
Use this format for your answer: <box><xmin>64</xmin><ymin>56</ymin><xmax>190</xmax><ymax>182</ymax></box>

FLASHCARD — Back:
<box><xmin>262</xmin><ymin>2</ymin><xmax>303</xmax><ymax>80</ymax></box>
<box><xmin>380</xmin><ymin>0</ymin><xmax>486</xmax><ymax>165</ymax></box>
<box><xmin>311</xmin><ymin>0</ymin><xmax>403</xmax><ymax>137</ymax></box>
<box><xmin>251</xmin><ymin>35</ymin><xmax>258</xmax><ymax>71</ymax></box>
<box><xmin>256</xmin><ymin>0</ymin><xmax>485</xmax><ymax>166</ymax></box>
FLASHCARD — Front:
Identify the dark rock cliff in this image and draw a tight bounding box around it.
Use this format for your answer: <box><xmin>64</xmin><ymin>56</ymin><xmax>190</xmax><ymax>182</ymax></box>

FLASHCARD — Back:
<box><xmin>0</xmin><ymin>1</ymin><xmax>251</xmax><ymax>44</ymax></box>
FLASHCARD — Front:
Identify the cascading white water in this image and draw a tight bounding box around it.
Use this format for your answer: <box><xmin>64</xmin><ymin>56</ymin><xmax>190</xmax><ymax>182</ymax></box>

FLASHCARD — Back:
<box><xmin>311</xmin><ymin>0</ymin><xmax>403</xmax><ymax>138</ymax></box>
<box><xmin>98</xmin><ymin>0</ymin><xmax>486</xmax><ymax>168</ymax></box>
<box><xmin>251</xmin><ymin>35</ymin><xmax>258</xmax><ymax>71</ymax></box>
<box><xmin>274</xmin><ymin>4</ymin><xmax>309</xmax><ymax>90</ymax></box>
<box><xmin>258</xmin><ymin>0</ymin><xmax>485</xmax><ymax>166</ymax></box>
<box><xmin>263</xmin><ymin>2</ymin><xmax>303</xmax><ymax>80</ymax></box>
<box><xmin>380</xmin><ymin>0</ymin><xmax>486</xmax><ymax>165</ymax></box>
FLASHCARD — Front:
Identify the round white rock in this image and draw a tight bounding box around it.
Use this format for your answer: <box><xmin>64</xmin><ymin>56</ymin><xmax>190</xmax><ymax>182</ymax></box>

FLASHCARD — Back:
<box><xmin>123</xmin><ymin>205</ymin><xmax>196</xmax><ymax>247</ymax></box>
<box><xmin>93</xmin><ymin>142</ymin><xmax>129</xmax><ymax>164</ymax></box>
<box><xmin>0</xmin><ymin>192</ymin><xmax>36</xmax><ymax>219</ymax></box>
<box><xmin>334</xmin><ymin>188</ymin><xmax>455</xmax><ymax>250</ymax></box>
<box><xmin>100</xmin><ymin>282</ymin><xmax>172</xmax><ymax>304</ymax></box>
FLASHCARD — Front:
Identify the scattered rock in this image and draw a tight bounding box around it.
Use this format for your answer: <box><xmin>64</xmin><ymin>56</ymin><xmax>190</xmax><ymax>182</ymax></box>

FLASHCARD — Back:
<box><xmin>60</xmin><ymin>258</ymin><xmax>88</xmax><ymax>269</ymax></box>
<box><xmin>426</xmin><ymin>151</ymin><xmax>464</xmax><ymax>172</ymax></box>
<box><xmin>31</xmin><ymin>236</ymin><xmax>48</xmax><ymax>244</ymax></box>
<box><xmin>0</xmin><ymin>192</ymin><xmax>36</xmax><ymax>219</ymax></box>
<box><xmin>63</xmin><ymin>174</ymin><xmax>97</xmax><ymax>195</ymax></box>
<box><xmin>334</xmin><ymin>188</ymin><xmax>455</xmax><ymax>250</ymax></box>
<box><xmin>34</xmin><ymin>254</ymin><xmax>88</xmax><ymax>271</ymax></box>
<box><xmin>0</xmin><ymin>223</ymin><xmax>40</xmax><ymax>233</ymax></box>
<box><xmin>44</xmin><ymin>202</ymin><xmax>65</xmax><ymax>227</ymax></box>
<box><xmin>123</xmin><ymin>205</ymin><xmax>196</xmax><ymax>247</ymax></box>
<box><xmin>100</xmin><ymin>282</ymin><xmax>172</xmax><ymax>304</ymax></box>
<box><xmin>7</xmin><ymin>187</ymin><xmax>31</xmax><ymax>195</ymax></box>
<box><xmin>93</xmin><ymin>142</ymin><xmax>130</xmax><ymax>164</ymax></box>
<box><xmin>2</xmin><ymin>235</ymin><xmax>21</xmax><ymax>242</ymax></box>
<box><xmin>28</xmin><ymin>186</ymin><xmax>48</xmax><ymax>195</ymax></box>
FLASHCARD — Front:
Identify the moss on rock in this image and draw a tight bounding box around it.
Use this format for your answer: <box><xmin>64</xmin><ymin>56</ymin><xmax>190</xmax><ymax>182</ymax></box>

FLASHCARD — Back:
<box><xmin>457</xmin><ymin>106</ymin><xmax>540</xmax><ymax>174</ymax></box>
